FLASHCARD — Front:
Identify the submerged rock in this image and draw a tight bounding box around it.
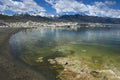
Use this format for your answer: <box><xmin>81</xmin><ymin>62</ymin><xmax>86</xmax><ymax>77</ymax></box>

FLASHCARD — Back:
<box><xmin>48</xmin><ymin>59</ymin><xmax>56</xmax><ymax>64</ymax></box>
<box><xmin>90</xmin><ymin>71</ymin><xmax>102</xmax><ymax>78</ymax></box>
<box><xmin>48</xmin><ymin>56</ymin><xmax>120</xmax><ymax>80</ymax></box>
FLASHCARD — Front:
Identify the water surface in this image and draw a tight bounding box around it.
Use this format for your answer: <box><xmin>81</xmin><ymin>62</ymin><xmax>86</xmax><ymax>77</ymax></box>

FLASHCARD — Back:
<box><xmin>9</xmin><ymin>27</ymin><xmax>120</xmax><ymax>79</ymax></box>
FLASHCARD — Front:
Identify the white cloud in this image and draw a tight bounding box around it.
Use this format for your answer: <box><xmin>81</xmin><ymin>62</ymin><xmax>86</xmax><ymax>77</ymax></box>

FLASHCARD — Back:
<box><xmin>45</xmin><ymin>0</ymin><xmax>120</xmax><ymax>18</ymax></box>
<box><xmin>87</xmin><ymin>1</ymin><xmax>120</xmax><ymax>18</ymax></box>
<box><xmin>45</xmin><ymin>0</ymin><xmax>87</xmax><ymax>13</ymax></box>
<box><xmin>105</xmin><ymin>1</ymin><xmax>116</xmax><ymax>5</ymax></box>
<box><xmin>1</xmin><ymin>0</ymin><xmax>120</xmax><ymax>18</ymax></box>
<box><xmin>0</xmin><ymin>0</ymin><xmax>46</xmax><ymax>15</ymax></box>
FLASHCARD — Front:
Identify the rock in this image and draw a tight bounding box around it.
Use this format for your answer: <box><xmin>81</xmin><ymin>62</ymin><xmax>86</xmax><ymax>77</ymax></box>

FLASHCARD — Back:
<box><xmin>64</xmin><ymin>62</ymin><xmax>68</xmax><ymax>65</ymax></box>
<box><xmin>48</xmin><ymin>59</ymin><xmax>56</xmax><ymax>64</ymax></box>
<box><xmin>100</xmin><ymin>70</ymin><xmax>116</xmax><ymax>76</ymax></box>
<box><xmin>90</xmin><ymin>71</ymin><xmax>102</xmax><ymax>78</ymax></box>
<box><xmin>103</xmin><ymin>76</ymin><xmax>109</xmax><ymax>80</ymax></box>
<box><xmin>48</xmin><ymin>57</ymin><xmax>120</xmax><ymax>80</ymax></box>
<box><xmin>58</xmin><ymin>69</ymin><xmax>77</xmax><ymax>80</ymax></box>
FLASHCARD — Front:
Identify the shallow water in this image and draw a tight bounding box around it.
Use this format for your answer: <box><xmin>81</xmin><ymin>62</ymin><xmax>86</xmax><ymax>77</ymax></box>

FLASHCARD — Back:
<box><xmin>9</xmin><ymin>27</ymin><xmax>120</xmax><ymax>79</ymax></box>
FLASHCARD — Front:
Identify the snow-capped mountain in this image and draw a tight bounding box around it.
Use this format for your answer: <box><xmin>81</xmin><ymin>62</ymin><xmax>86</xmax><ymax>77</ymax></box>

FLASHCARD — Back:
<box><xmin>14</xmin><ymin>12</ymin><xmax>59</xmax><ymax>19</ymax></box>
<box><xmin>14</xmin><ymin>12</ymin><xmax>31</xmax><ymax>17</ymax></box>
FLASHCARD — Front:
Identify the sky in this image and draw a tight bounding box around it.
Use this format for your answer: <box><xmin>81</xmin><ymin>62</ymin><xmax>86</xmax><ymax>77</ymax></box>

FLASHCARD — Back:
<box><xmin>0</xmin><ymin>0</ymin><xmax>120</xmax><ymax>18</ymax></box>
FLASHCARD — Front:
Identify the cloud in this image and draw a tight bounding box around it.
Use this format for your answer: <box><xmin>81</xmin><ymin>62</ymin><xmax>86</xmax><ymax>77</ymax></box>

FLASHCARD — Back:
<box><xmin>45</xmin><ymin>0</ymin><xmax>120</xmax><ymax>18</ymax></box>
<box><xmin>0</xmin><ymin>0</ymin><xmax>120</xmax><ymax>18</ymax></box>
<box><xmin>45</xmin><ymin>0</ymin><xmax>87</xmax><ymax>13</ymax></box>
<box><xmin>87</xmin><ymin>1</ymin><xmax>120</xmax><ymax>18</ymax></box>
<box><xmin>105</xmin><ymin>1</ymin><xmax>116</xmax><ymax>5</ymax></box>
<box><xmin>0</xmin><ymin>0</ymin><xmax>46</xmax><ymax>15</ymax></box>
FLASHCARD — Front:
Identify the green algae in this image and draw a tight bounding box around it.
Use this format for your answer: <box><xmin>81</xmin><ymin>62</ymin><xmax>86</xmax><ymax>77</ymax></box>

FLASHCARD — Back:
<box><xmin>9</xmin><ymin>28</ymin><xmax>120</xmax><ymax>80</ymax></box>
<box><xmin>20</xmin><ymin>43</ymin><xmax>120</xmax><ymax>70</ymax></box>
<box><xmin>19</xmin><ymin>37</ymin><xmax>120</xmax><ymax>80</ymax></box>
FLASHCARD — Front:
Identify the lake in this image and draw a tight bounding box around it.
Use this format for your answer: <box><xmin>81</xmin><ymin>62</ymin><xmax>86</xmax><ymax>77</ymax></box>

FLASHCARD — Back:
<box><xmin>9</xmin><ymin>27</ymin><xmax>120</xmax><ymax>80</ymax></box>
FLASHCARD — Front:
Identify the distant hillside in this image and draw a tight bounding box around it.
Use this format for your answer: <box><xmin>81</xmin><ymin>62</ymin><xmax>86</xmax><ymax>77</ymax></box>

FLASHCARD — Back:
<box><xmin>59</xmin><ymin>14</ymin><xmax>120</xmax><ymax>24</ymax></box>
<box><xmin>0</xmin><ymin>14</ymin><xmax>51</xmax><ymax>22</ymax></box>
<box><xmin>0</xmin><ymin>14</ymin><xmax>120</xmax><ymax>24</ymax></box>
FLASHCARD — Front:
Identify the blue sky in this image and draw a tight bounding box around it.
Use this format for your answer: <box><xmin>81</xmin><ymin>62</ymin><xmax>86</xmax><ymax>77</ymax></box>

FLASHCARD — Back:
<box><xmin>0</xmin><ymin>0</ymin><xmax>120</xmax><ymax>18</ymax></box>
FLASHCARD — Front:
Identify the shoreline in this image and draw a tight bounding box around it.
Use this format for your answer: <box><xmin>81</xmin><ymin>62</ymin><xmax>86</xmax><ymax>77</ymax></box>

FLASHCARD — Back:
<box><xmin>0</xmin><ymin>27</ymin><xmax>47</xmax><ymax>80</ymax></box>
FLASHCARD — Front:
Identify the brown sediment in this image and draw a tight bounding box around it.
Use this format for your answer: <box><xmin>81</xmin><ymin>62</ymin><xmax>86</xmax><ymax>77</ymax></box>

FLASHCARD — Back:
<box><xmin>0</xmin><ymin>27</ymin><xmax>47</xmax><ymax>80</ymax></box>
<box><xmin>48</xmin><ymin>56</ymin><xmax>120</xmax><ymax>80</ymax></box>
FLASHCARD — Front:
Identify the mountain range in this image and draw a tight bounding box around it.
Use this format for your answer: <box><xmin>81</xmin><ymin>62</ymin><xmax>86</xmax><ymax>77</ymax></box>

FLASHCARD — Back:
<box><xmin>0</xmin><ymin>13</ymin><xmax>120</xmax><ymax>24</ymax></box>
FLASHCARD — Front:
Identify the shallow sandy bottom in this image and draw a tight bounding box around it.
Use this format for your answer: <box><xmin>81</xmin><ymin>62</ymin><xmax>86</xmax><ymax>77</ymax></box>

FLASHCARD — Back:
<box><xmin>0</xmin><ymin>27</ymin><xmax>47</xmax><ymax>80</ymax></box>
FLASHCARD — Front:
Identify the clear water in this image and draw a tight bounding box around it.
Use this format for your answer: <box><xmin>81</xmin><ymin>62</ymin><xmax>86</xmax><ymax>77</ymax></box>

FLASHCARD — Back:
<box><xmin>9</xmin><ymin>27</ymin><xmax>120</xmax><ymax>79</ymax></box>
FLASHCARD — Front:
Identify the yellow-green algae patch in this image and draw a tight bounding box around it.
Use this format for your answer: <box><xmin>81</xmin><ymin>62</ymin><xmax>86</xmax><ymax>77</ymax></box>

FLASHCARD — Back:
<box><xmin>48</xmin><ymin>44</ymin><xmax>120</xmax><ymax>80</ymax></box>
<box><xmin>20</xmin><ymin>43</ymin><xmax>120</xmax><ymax>80</ymax></box>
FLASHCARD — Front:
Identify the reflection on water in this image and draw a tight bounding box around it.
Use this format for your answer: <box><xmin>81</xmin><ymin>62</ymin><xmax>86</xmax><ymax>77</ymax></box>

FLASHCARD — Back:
<box><xmin>10</xmin><ymin>28</ymin><xmax>120</xmax><ymax>46</ymax></box>
<box><xmin>9</xmin><ymin>27</ymin><xmax>120</xmax><ymax>80</ymax></box>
